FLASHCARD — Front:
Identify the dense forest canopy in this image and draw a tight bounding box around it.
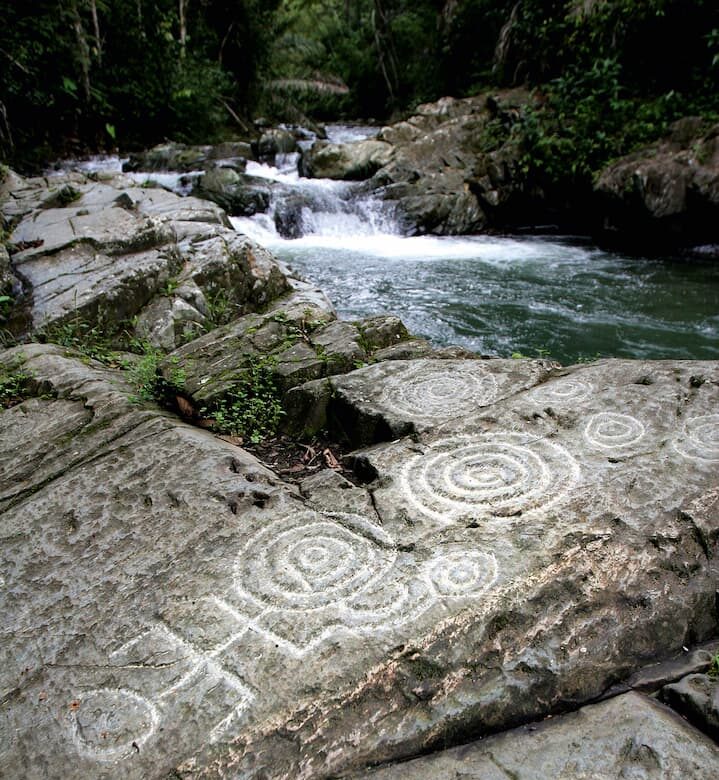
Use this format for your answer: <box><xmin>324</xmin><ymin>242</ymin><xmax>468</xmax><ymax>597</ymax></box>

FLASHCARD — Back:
<box><xmin>0</xmin><ymin>0</ymin><xmax>717</xmax><ymax>170</ymax></box>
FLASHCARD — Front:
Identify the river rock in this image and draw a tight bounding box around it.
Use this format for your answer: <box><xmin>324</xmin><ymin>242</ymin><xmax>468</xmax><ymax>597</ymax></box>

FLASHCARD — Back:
<box><xmin>354</xmin><ymin>692</ymin><xmax>719</xmax><ymax>779</ymax></box>
<box><xmin>193</xmin><ymin>168</ymin><xmax>273</xmax><ymax>216</ymax></box>
<box><xmin>661</xmin><ymin>673</ymin><xmax>719</xmax><ymax>740</ymax></box>
<box><xmin>256</xmin><ymin>128</ymin><xmax>297</xmax><ymax>163</ymax></box>
<box><xmin>158</xmin><ymin>289</ymin><xmax>412</xmax><ymax>408</ymax></box>
<box><xmin>300</xmin><ymin>139</ymin><xmax>395</xmax><ymax>180</ymax></box>
<box><xmin>595</xmin><ymin>119</ymin><xmax>719</xmax><ymax>252</ymax></box>
<box><xmin>123</xmin><ymin>141</ymin><xmax>253</xmax><ymax>173</ymax></box>
<box><xmin>0</xmin><ymin>173</ymin><xmax>289</xmax><ymax>342</ymax></box>
<box><xmin>366</xmin><ymin>90</ymin><xmax>533</xmax><ymax>235</ymax></box>
<box><xmin>2</xmin><ymin>343</ymin><xmax>719</xmax><ymax>779</ymax></box>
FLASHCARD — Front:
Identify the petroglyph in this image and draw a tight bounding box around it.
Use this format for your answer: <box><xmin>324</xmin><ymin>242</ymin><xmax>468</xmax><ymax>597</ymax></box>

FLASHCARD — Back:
<box><xmin>70</xmin><ymin>688</ymin><xmax>159</xmax><ymax>761</ymax></box>
<box><xmin>400</xmin><ymin>433</ymin><xmax>581</xmax><ymax>525</ymax></box>
<box><xmin>674</xmin><ymin>414</ymin><xmax>719</xmax><ymax>462</ymax></box>
<box><xmin>71</xmin><ymin>623</ymin><xmax>255</xmax><ymax>759</ymax></box>
<box><xmin>530</xmin><ymin>378</ymin><xmax>594</xmax><ymax>405</ymax></box>
<box><xmin>584</xmin><ymin>412</ymin><xmax>646</xmax><ymax>452</ymax></box>
<box><xmin>376</xmin><ymin>362</ymin><xmax>498</xmax><ymax>422</ymax></box>
<box><xmin>223</xmin><ymin>511</ymin><xmax>498</xmax><ymax>656</ymax></box>
<box><xmin>235</xmin><ymin>514</ymin><xmax>397</xmax><ymax>611</ymax></box>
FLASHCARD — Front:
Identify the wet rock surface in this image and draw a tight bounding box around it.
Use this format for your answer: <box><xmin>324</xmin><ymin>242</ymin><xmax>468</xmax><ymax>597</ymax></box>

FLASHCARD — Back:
<box><xmin>595</xmin><ymin>119</ymin><xmax>719</xmax><ymax>252</ymax></box>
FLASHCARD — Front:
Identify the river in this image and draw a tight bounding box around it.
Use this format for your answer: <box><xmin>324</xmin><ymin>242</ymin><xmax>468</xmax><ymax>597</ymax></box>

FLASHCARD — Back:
<box><xmin>56</xmin><ymin>128</ymin><xmax>719</xmax><ymax>365</ymax></box>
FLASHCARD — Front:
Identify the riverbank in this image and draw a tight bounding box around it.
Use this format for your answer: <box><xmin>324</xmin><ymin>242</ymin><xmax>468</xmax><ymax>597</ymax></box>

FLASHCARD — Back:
<box><xmin>1</xmin><ymin>161</ymin><xmax>719</xmax><ymax>778</ymax></box>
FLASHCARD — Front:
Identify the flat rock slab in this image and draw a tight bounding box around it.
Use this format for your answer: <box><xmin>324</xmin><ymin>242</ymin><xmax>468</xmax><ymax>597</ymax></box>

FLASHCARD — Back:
<box><xmin>355</xmin><ymin>692</ymin><xmax>719</xmax><ymax>779</ymax></box>
<box><xmin>286</xmin><ymin>357</ymin><xmax>554</xmax><ymax>444</ymax></box>
<box><xmin>1</xmin><ymin>349</ymin><xmax>719</xmax><ymax>779</ymax></box>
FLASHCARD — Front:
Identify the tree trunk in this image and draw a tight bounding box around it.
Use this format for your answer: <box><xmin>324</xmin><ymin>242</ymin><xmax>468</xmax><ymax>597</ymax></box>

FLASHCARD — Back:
<box><xmin>179</xmin><ymin>0</ymin><xmax>189</xmax><ymax>59</ymax></box>
<box><xmin>372</xmin><ymin>0</ymin><xmax>400</xmax><ymax>104</ymax></box>
<box><xmin>71</xmin><ymin>0</ymin><xmax>92</xmax><ymax>102</ymax></box>
<box><xmin>89</xmin><ymin>0</ymin><xmax>102</xmax><ymax>65</ymax></box>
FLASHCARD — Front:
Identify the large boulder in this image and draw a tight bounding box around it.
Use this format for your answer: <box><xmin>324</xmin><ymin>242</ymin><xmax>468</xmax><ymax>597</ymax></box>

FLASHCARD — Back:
<box><xmin>0</xmin><ymin>173</ymin><xmax>289</xmax><ymax>344</ymax></box>
<box><xmin>300</xmin><ymin>139</ymin><xmax>395</xmax><ymax>180</ymax></box>
<box><xmin>595</xmin><ymin>119</ymin><xmax>719</xmax><ymax>253</ymax></box>
<box><xmin>354</xmin><ymin>692</ymin><xmax>719</xmax><ymax>779</ymax></box>
<box><xmin>364</xmin><ymin>89</ymin><xmax>534</xmax><ymax>235</ymax></box>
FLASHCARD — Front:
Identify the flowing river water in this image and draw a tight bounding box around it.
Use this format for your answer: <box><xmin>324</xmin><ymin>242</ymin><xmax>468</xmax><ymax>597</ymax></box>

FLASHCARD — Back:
<box><xmin>57</xmin><ymin>126</ymin><xmax>719</xmax><ymax>365</ymax></box>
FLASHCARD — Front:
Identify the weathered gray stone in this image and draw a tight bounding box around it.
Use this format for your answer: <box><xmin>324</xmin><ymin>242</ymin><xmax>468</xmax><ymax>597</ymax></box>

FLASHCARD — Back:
<box><xmin>354</xmin><ymin>692</ymin><xmax>719</xmax><ymax>779</ymax></box>
<box><xmin>300</xmin><ymin>469</ymin><xmax>375</xmax><ymax>517</ymax></box>
<box><xmin>285</xmin><ymin>357</ymin><xmax>554</xmax><ymax>443</ymax></box>
<box><xmin>301</xmin><ymin>139</ymin><xmax>395</xmax><ymax>180</ymax></box>
<box><xmin>2</xmin><ymin>348</ymin><xmax>719</xmax><ymax>779</ymax></box>
<box><xmin>123</xmin><ymin>142</ymin><xmax>253</xmax><ymax>173</ymax></box>
<box><xmin>0</xmin><ymin>173</ymin><xmax>290</xmax><ymax>338</ymax></box>
<box><xmin>661</xmin><ymin>673</ymin><xmax>719</xmax><ymax>740</ymax></box>
<box><xmin>595</xmin><ymin>119</ymin><xmax>719</xmax><ymax>251</ymax></box>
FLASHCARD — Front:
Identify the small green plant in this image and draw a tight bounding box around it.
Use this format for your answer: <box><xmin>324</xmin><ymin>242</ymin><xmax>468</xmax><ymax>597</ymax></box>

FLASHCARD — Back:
<box><xmin>0</xmin><ymin>358</ymin><xmax>34</xmax><ymax>409</ymax></box>
<box><xmin>38</xmin><ymin>315</ymin><xmax>125</xmax><ymax>365</ymax></box>
<box><xmin>200</xmin><ymin>356</ymin><xmax>284</xmax><ymax>443</ymax></box>
<box><xmin>709</xmin><ymin>653</ymin><xmax>719</xmax><ymax>678</ymax></box>
<box><xmin>162</xmin><ymin>276</ymin><xmax>180</xmax><ymax>296</ymax></box>
<box><xmin>204</xmin><ymin>287</ymin><xmax>238</xmax><ymax>330</ymax></box>
<box><xmin>125</xmin><ymin>344</ymin><xmax>185</xmax><ymax>404</ymax></box>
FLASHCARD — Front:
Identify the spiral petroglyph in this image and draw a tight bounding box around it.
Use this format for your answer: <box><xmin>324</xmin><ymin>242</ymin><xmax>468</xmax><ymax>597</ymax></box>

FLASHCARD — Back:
<box><xmin>376</xmin><ymin>363</ymin><xmax>498</xmax><ymax>422</ymax></box>
<box><xmin>400</xmin><ymin>434</ymin><xmax>581</xmax><ymax>525</ymax></box>
<box><xmin>674</xmin><ymin>414</ymin><xmax>719</xmax><ymax>462</ymax></box>
<box><xmin>424</xmin><ymin>549</ymin><xmax>498</xmax><ymax>597</ymax></box>
<box><xmin>70</xmin><ymin>688</ymin><xmax>159</xmax><ymax>761</ymax></box>
<box><xmin>530</xmin><ymin>378</ymin><xmax>594</xmax><ymax>405</ymax></box>
<box><xmin>235</xmin><ymin>512</ymin><xmax>397</xmax><ymax>611</ymax></box>
<box><xmin>584</xmin><ymin>412</ymin><xmax>646</xmax><ymax>451</ymax></box>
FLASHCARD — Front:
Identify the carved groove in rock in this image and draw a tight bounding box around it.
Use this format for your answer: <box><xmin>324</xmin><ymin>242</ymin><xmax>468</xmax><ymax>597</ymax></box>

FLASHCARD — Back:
<box><xmin>376</xmin><ymin>363</ymin><xmax>498</xmax><ymax>422</ymax></box>
<box><xmin>70</xmin><ymin>688</ymin><xmax>160</xmax><ymax>761</ymax></box>
<box><xmin>228</xmin><ymin>511</ymin><xmax>498</xmax><ymax>656</ymax></box>
<box><xmin>584</xmin><ymin>412</ymin><xmax>646</xmax><ymax>451</ymax></box>
<box><xmin>71</xmin><ymin>623</ymin><xmax>255</xmax><ymax>758</ymax></box>
<box><xmin>400</xmin><ymin>434</ymin><xmax>581</xmax><ymax>525</ymax></box>
<box><xmin>674</xmin><ymin>414</ymin><xmax>719</xmax><ymax>462</ymax></box>
<box><xmin>530</xmin><ymin>378</ymin><xmax>594</xmax><ymax>404</ymax></box>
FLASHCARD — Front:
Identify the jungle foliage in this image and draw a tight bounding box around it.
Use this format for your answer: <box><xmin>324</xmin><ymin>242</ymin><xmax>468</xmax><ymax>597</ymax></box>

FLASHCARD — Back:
<box><xmin>0</xmin><ymin>0</ymin><xmax>717</xmax><ymax>174</ymax></box>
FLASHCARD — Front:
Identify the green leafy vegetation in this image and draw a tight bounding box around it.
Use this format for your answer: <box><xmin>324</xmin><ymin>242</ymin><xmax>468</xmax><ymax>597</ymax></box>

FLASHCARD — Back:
<box><xmin>199</xmin><ymin>357</ymin><xmax>285</xmax><ymax>443</ymax></box>
<box><xmin>0</xmin><ymin>0</ymin><xmax>280</xmax><ymax>168</ymax></box>
<box><xmin>126</xmin><ymin>346</ymin><xmax>185</xmax><ymax>404</ymax></box>
<box><xmin>0</xmin><ymin>356</ymin><xmax>34</xmax><ymax>409</ymax></box>
<box><xmin>36</xmin><ymin>317</ymin><xmax>125</xmax><ymax>365</ymax></box>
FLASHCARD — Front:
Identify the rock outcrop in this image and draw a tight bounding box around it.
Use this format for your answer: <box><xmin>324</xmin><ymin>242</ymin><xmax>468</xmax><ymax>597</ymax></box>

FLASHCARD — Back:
<box><xmin>595</xmin><ymin>119</ymin><xmax>719</xmax><ymax>254</ymax></box>
<box><xmin>2</xmin><ymin>340</ymin><xmax>718</xmax><ymax>778</ymax></box>
<box><xmin>300</xmin><ymin>139</ymin><xmax>395</xmax><ymax>181</ymax></box>
<box><xmin>1</xmin><ymin>160</ymin><xmax>719</xmax><ymax>780</ymax></box>
<box><xmin>0</xmin><ymin>172</ymin><xmax>289</xmax><ymax>346</ymax></box>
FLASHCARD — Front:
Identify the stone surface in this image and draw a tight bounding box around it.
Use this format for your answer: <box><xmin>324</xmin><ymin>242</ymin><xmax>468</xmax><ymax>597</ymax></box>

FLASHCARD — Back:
<box><xmin>160</xmin><ymin>289</ymin><xmax>414</xmax><ymax>408</ymax></box>
<box><xmin>364</xmin><ymin>90</ymin><xmax>533</xmax><ymax>235</ymax></box>
<box><xmin>123</xmin><ymin>142</ymin><xmax>253</xmax><ymax>173</ymax></box>
<box><xmin>661</xmin><ymin>673</ymin><xmax>719</xmax><ymax>740</ymax></box>
<box><xmin>0</xmin><ymin>173</ymin><xmax>289</xmax><ymax>340</ymax></box>
<box><xmin>301</xmin><ymin>139</ymin><xmax>395</xmax><ymax>181</ymax></box>
<box><xmin>595</xmin><ymin>119</ymin><xmax>719</xmax><ymax>251</ymax></box>
<box><xmin>2</xmin><ymin>346</ymin><xmax>719</xmax><ymax>780</ymax></box>
<box><xmin>284</xmin><ymin>357</ymin><xmax>554</xmax><ymax>443</ymax></box>
<box><xmin>354</xmin><ymin>692</ymin><xmax>719</xmax><ymax>779</ymax></box>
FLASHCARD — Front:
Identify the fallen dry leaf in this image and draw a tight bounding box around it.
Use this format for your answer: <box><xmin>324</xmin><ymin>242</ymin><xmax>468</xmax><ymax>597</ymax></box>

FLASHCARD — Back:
<box><xmin>323</xmin><ymin>448</ymin><xmax>341</xmax><ymax>470</ymax></box>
